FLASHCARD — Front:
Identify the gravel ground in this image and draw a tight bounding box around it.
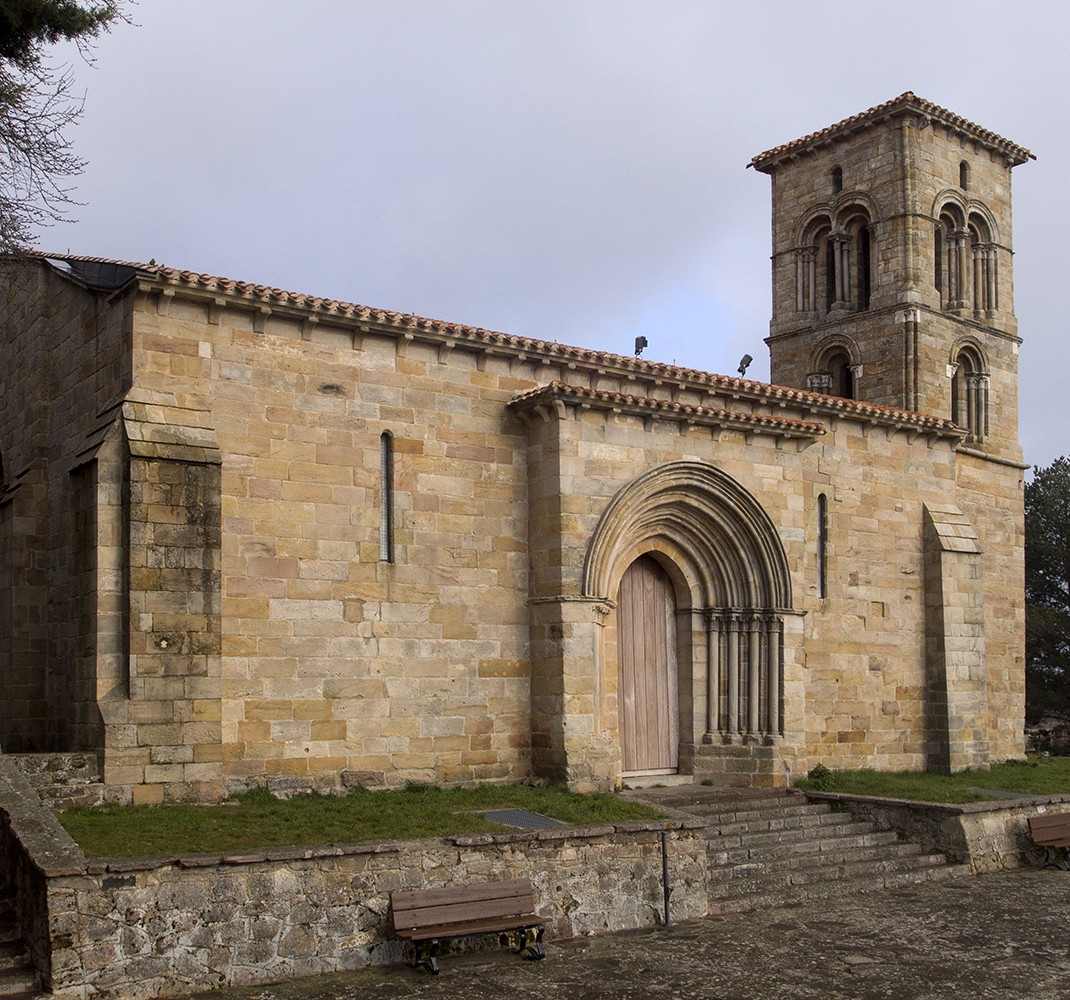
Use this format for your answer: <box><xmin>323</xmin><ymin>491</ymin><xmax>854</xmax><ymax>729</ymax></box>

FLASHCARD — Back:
<box><xmin>187</xmin><ymin>867</ymin><xmax>1070</xmax><ymax>1000</ymax></box>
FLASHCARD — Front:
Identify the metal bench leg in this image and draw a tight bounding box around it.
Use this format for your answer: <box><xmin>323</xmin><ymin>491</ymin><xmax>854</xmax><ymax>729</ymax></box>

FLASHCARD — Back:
<box><xmin>414</xmin><ymin>939</ymin><xmax>440</xmax><ymax>975</ymax></box>
<box><xmin>516</xmin><ymin>924</ymin><xmax>546</xmax><ymax>961</ymax></box>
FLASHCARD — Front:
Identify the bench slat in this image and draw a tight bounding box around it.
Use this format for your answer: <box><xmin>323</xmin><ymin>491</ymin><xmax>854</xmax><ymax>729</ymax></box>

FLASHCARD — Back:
<box><xmin>392</xmin><ymin>878</ymin><xmax>530</xmax><ymax>910</ymax></box>
<box><xmin>1028</xmin><ymin>813</ymin><xmax>1070</xmax><ymax>849</ymax></box>
<box><xmin>394</xmin><ymin>895</ymin><xmax>535</xmax><ymax>931</ymax></box>
<box><xmin>394</xmin><ymin>913</ymin><xmax>542</xmax><ymax>941</ymax></box>
<box><xmin>392</xmin><ymin>879</ymin><xmax>537</xmax><ymax>932</ymax></box>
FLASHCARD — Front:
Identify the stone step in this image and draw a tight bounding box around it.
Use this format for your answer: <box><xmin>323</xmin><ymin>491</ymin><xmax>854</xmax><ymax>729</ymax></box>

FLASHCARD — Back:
<box><xmin>707</xmin><ymin>807</ymin><xmax>853</xmax><ymax>837</ymax></box>
<box><xmin>31</xmin><ymin>783</ymin><xmax>106</xmax><ymax>811</ymax></box>
<box><xmin>711</xmin><ymin>839</ymin><xmax>928</xmax><ymax>880</ymax></box>
<box><xmin>705</xmin><ymin>817</ymin><xmax>885</xmax><ymax>851</ymax></box>
<box><xmin>653</xmin><ymin>791</ymin><xmax>799</xmax><ymax>814</ymax></box>
<box><xmin>708</xmin><ymin>860</ymin><xmax>973</xmax><ymax>916</ymax></box>
<box><xmin>0</xmin><ymin>898</ymin><xmax>42</xmax><ymax>1000</ymax></box>
<box><xmin>710</xmin><ymin>827</ymin><xmax>902</xmax><ymax>865</ymax></box>
<box><xmin>0</xmin><ymin>940</ymin><xmax>28</xmax><ymax>975</ymax></box>
<box><xmin>688</xmin><ymin>800</ymin><xmax>834</xmax><ymax>824</ymax></box>
<box><xmin>709</xmin><ymin>851</ymin><xmax>952</xmax><ymax>900</ymax></box>
<box><xmin>0</xmin><ymin>966</ymin><xmax>41</xmax><ymax>999</ymax></box>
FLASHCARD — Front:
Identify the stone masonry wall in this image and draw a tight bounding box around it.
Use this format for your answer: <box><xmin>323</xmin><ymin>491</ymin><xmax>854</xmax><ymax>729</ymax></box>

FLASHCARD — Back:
<box><xmin>0</xmin><ymin>264</ymin><xmax>132</xmax><ymax>754</ymax></box>
<box><xmin>809</xmin><ymin>789</ymin><xmax>1070</xmax><ymax>874</ymax></box>
<box><xmin>515</xmin><ymin>383</ymin><xmax>1019</xmax><ymax>781</ymax></box>
<box><xmin>46</xmin><ymin>820</ymin><xmax>706</xmax><ymax>999</ymax></box>
<box><xmin>129</xmin><ymin>297</ymin><xmax>536</xmax><ymax>794</ymax></box>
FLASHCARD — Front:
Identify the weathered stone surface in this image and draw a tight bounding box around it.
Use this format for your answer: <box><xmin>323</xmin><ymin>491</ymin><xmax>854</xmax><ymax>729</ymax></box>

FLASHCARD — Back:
<box><xmin>182</xmin><ymin>869</ymin><xmax>1070</xmax><ymax>1000</ymax></box>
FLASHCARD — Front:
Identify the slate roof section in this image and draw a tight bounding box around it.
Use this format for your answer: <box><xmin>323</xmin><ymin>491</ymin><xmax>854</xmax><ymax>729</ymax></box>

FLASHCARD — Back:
<box><xmin>748</xmin><ymin>92</ymin><xmax>1034</xmax><ymax>173</ymax></box>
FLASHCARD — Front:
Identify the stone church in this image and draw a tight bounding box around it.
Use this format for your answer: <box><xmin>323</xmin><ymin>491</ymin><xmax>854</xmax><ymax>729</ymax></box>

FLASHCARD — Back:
<box><xmin>0</xmin><ymin>93</ymin><xmax>1031</xmax><ymax>803</ymax></box>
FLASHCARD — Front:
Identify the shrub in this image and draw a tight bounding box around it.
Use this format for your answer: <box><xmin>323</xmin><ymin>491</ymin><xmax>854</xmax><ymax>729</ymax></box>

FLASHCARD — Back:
<box><xmin>808</xmin><ymin>763</ymin><xmax>836</xmax><ymax>791</ymax></box>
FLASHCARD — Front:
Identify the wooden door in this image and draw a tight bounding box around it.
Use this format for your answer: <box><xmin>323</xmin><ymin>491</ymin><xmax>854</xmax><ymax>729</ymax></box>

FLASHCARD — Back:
<box><xmin>617</xmin><ymin>554</ymin><xmax>679</xmax><ymax>773</ymax></box>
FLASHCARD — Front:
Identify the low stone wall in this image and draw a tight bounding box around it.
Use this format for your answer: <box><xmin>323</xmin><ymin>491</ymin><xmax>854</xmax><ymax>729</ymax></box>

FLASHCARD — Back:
<box><xmin>0</xmin><ymin>757</ymin><xmax>706</xmax><ymax>999</ymax></box>
<box><xmin>0</xmin><ymin>760</ymin><xmax>85</xmax><ymax>988</ymax></box>
<box><xmin>806</xmin><ymin>790</ymin><xmax>1070</xmax><ymax>872</ymax></box>
<box><xmin>10</xmin><ymin>759</ymin><xmax>1070</xmax><ymax>999</ymax></box>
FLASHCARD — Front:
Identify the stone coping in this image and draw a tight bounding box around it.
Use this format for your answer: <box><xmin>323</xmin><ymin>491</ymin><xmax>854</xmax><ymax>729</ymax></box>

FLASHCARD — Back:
<box><xmin>0</xmin><ymin>757</ymin><xmax>85</xmax><ymax>877</ymax></box>
<box><xmin>78</xmin><ymin>816</ymin><xmax>701</xmax><ymax>875</ymax></box>
<box><xmin>802</xmin><ymin>789</ymin><xmax>1070</xmax><ymax>815</ymax></box>
<box><xmin>2</xmin><ymin>751</ymin><xmax>699</xmax><ymax>880</ymax></box>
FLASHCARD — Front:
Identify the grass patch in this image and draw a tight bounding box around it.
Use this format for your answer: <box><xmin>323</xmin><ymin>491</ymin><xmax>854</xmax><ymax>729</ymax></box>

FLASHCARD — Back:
<box><xmin>794</xmin><ymin>756</ymin><xmax>1070</xmax><ymax>803</ymax></box>
<box><xmin>58</xmin><ymin>783</ymin><xmax>664</xmax><ymax>858</ymax></box>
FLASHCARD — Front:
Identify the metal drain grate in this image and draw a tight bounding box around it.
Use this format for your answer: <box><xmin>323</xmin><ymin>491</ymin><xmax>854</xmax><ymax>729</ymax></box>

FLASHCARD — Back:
<box><xmin>482</xmin><ymin>808</ymin><xmax>566</xmax><ymax>830</ymax></box>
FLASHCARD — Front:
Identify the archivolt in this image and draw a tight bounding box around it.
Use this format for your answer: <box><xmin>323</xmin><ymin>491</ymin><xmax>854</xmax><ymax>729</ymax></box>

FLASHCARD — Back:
<box><xmin>582</xmin><ymin>461</ymin><xmax>793</xmax><ymax>611</ymax></box>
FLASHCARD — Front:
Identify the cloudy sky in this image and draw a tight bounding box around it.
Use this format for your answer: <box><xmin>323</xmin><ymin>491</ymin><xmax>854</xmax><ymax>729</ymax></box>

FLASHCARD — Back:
<box><xmin>40</xmin><ymin>1</ymin><xmax>1066</xmax><ymax>469</ymax></box>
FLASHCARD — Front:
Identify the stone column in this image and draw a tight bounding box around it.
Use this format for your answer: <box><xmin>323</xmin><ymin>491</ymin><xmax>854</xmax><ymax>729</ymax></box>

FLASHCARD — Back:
<box><xmin>954</xmin><ymin>231</ymin><xmax>968</xmax><ymax>308</ymax></box>
<box><xmin>747</xmin><ymin>616</ymin><xmax>761</xmax><ymax>735</ymax></box>
<box><xmin>986</xmin><ymin>247</ymin><xmax>998</xmax><ymax>314</ymax></box>
<box><xmin>704</xmin><ymin>611</ymin><xmax>720</xmax><ymax>739</ymax></box>
<box><xmin>726</xmin><ymin>616</ymin><xmax>740</xmax><ymax>738</ymax></box>
<box><xmin>765</xmin><ymin>615</ymin><xmax>782</xmax><ymax>737</ymax></box>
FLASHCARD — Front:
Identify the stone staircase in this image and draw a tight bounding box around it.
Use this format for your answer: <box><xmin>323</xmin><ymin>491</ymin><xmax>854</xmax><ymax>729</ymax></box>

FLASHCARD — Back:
<box><xmin>637</xmin><ymin>787</ymin><xmax>971</xmax><ymax>915</ymax></box>
<box><xmin>0</xmin><ymin>897</ymin><xmax>44</xmax><ymax>999</ymax></box>
<box><xmin>4</xmin><ymin>753</ymin><xmax>104</xmax><ymax>812</ymax></box>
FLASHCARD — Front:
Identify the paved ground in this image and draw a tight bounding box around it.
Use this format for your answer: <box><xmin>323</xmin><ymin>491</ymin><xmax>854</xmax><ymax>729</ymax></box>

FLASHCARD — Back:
<box><xmin>188</xmin><ymin>867</ymin><xmax>1070</xmax><ymax>1000</ymax></box>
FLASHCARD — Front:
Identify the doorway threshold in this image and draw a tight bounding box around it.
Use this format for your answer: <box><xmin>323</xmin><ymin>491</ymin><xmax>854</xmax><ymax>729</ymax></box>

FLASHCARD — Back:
<box><xmin>621</xmin><ymin>772</ymin><xmax>691</xmax><ymax>789</ymax></box>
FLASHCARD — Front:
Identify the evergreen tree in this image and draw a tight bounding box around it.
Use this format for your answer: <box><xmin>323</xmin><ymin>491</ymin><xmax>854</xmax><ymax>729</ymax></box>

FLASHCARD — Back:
<box><xmin>1025</xmin><ymin>456</ymin><xmax>1070</xmax><ymax>732</ymax></box>
<box><xmin>0</xmin><ymin>0</ymin><xmax>124</xmax><ymax>254</ymax></box>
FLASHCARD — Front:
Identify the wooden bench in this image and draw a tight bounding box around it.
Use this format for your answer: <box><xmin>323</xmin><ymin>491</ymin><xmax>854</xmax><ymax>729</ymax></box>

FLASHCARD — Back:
<box><xmin>1028</xmin><ymin>812</ymin><xmax>1070</xmax><ymax>869</ymax></box>
<box><xmin>390</xmin><ymin>878</ymin><xmax>546</xmax><ymax>974</ymax></box>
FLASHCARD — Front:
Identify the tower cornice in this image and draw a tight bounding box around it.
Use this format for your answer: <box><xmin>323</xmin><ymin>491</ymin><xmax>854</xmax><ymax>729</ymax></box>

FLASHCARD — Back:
<box><xmin>748</xmin><ymin>93</ymin><xmax>1034</xmax><ymax>174</ymax></box>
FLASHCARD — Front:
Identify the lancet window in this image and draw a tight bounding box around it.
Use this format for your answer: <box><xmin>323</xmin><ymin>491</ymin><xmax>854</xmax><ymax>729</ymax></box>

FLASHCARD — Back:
<box><xmin>795</xmin><ymin>209</ymin><xmax>872</xmax><ymax>316</ymax></box>
<box><xmin>950</xmin><ymin>345</ymin><xmax>989</xmax><ymax>442</ymax></box>
<box><xmin>807</xmin><ymin>345</ymin><xmax>857</xmax><ymax>399</ymax></box>
<box><xmin>935</xmin><ymin>209</ymin><xmax>967</xmax><ymax>310</ymax></box>
<box><xmin>379</xmin><ymin>431</ymin><xmax>395</xmax><ymax>563</ymax></box>
<box><xmin>817</xmin><ymin>492</ymin><xmax>828</xmax><ymax>600</ymax></box>
<box><xmin>968</xmin><ymin>214</ymin><xmax>997</xmax><ymax>316</ymax></box>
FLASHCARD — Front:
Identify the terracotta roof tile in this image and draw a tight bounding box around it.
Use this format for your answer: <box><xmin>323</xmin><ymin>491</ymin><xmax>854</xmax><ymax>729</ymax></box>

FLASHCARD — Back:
<box><xmin>509</xmin><ymin>381</ymin><xmax>826</xmax><ymax>436</ymax></box>
<box><xmin>748</xmin><ymin>92</ymin><xmax>1034</xmax><ymax>172</ymax></box>
<box><xmin>22</xmin><ymin>249</ymin><xmax>964</xmax><ymax>434</ymax></box>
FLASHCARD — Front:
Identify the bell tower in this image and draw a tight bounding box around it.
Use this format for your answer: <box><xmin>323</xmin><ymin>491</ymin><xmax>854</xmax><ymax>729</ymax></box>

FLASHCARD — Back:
<box><xmin>749</xmin><ymin>93</ymin><xmax>1032</xmax><ymax>462</ymax></box>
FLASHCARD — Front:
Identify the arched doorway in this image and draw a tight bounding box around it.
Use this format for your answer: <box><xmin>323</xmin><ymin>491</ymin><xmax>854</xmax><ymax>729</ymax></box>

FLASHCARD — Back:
<box><xmin>584</xmin><ymin>461</ymin><xmax>794</xmax><ymax>779</ymax></box>
<box><xmin>617</xmin><ymin>554</ymin><xmax>679</xmax><ymax>774</ymax></box>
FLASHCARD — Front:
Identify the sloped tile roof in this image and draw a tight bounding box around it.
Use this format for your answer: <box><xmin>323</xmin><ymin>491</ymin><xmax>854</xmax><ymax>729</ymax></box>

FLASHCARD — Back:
<box><xmin>748</xmin><ymin>92</ymin><xmax>1034</xmax><ymax>173</ymax></box>
<box><xmin>509</xmin><ymin>381</ymin><xmax>826</xmax><ymax>437</ymax></box>
<box><xmin>22</xmin><ymin>249</ymin><xmax>965</xmax><ymax>435</ymax></box>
